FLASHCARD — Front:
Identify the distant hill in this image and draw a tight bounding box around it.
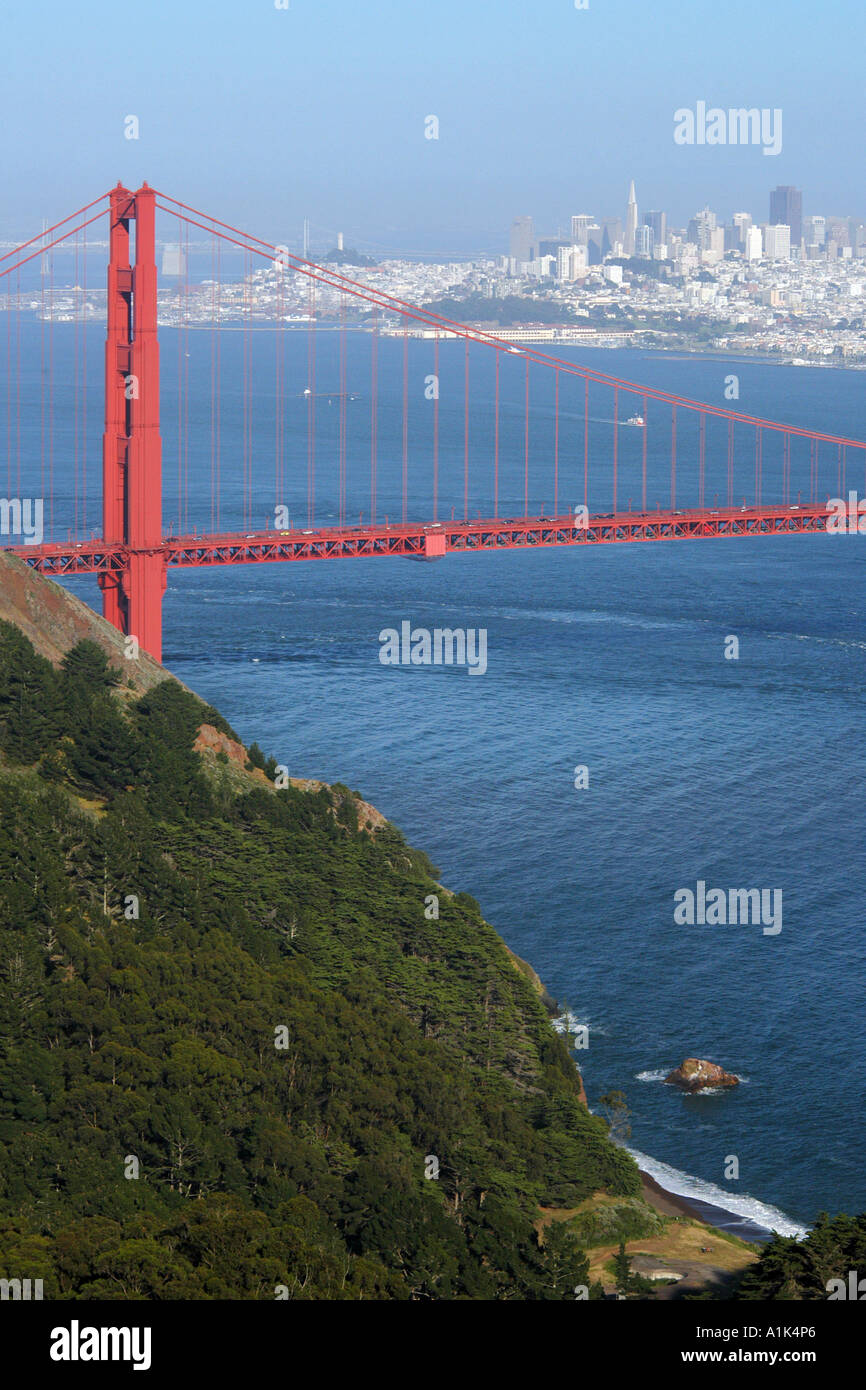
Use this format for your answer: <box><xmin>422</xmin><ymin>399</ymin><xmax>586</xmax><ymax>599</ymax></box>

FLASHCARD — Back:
<box><xmin>320</xmin><ymin>247</ymin><xmax>377</xmax><ymax>267</ymax></box>
<box><xmin>422</xmin><ymin>293</ymin><xmax>580</xmax><ymax>327</ymax></box>
<box><xmin>0</xmin><ymin>553</ymin><xmax>638</xmax><ymax>1298</ymax></box>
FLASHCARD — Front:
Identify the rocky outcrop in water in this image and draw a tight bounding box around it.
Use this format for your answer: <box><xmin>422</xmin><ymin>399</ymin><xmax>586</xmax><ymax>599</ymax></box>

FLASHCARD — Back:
<box><xmin>665</xmin><ymin>1059</ymin><xmax>739</xmax><ymax>1092</ymax></box>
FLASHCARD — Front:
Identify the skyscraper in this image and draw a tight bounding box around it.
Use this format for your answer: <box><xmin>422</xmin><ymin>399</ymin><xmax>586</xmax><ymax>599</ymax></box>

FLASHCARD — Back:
<box><xmin>745</xmin><ymin>226</ymin><xmax>763</xmax><ymax>261</ymax></box>
<box><xmin>624</xmin><ymin>181</ymin><xmax>638</xmax><ymax>256</ymax></box>
<box><xmin>571</xmin><ymin>214</ymin><xmax>594</xmax><ymax>245</ymax></box>
<box><xmin>763</xmin><ymin>223</ymin><xmax>791</xmax><ymax>260</ymax></box>
<box><xmin>634</xmin><ymin>225</ymin><xmax>654</xmax><ymax>259</ymax></box>
<box><xmin>509</xmin><ymin>216</ymin><xmax>535</xmax><ymax>265</ymax></box>
<box><xmin>644</xmin><ymin>210</ymin><xmax>667</xmax><ymax>248</ymax></box>
<box><xmin>770</xmin><ymin>187</ymin><xmax>802</xmax><ymax>248</ymax></box>
<box><xmin>688</xmin><ymin>208</ymin><xmax>718</xmax><ymax>251</ymax></box>
<box><xmin>602</xmin><ymin>218</ymin><xmax>623</xmax><ymax>258</ymax></box>
<box><xmin>732</xmin><ymin>212</ymin><xmax>753</xmax><ymax>247</ymax></box>
<box><xmin>804</xmin><ymin>214</ymin><xmax>826</xmax><ymax>246</ymax></box>
<box><xmin>585</xmin><ymin>224</ymin><xmax>603</xmax><ymax>264</ymax></box>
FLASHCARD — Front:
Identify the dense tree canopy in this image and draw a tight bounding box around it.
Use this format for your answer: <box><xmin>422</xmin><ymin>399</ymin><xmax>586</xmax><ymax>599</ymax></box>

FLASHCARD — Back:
<box><xmin>0</xmin><ymin>621</ymin><xmax>638</xmax><ymax>1299</ymax></box>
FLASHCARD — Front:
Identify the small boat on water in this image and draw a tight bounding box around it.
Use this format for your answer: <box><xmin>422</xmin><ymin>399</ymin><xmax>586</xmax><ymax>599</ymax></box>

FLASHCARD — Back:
<box><xmin>623</xmin><ymin>413</ymin><xmax>645</xmax><ymax>427</ymax></box>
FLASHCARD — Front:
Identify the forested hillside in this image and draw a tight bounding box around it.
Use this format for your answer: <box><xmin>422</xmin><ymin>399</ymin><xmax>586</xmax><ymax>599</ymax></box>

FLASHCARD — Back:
<box><xmin>0</xmin><ymin>615</ymin><xmax>638</xmax><ymax>1299</ymax></box>
<box><xmin>736</xmin><ymin>1215</ymin><xmax>866</xmax><ymax>1301</ymax></box>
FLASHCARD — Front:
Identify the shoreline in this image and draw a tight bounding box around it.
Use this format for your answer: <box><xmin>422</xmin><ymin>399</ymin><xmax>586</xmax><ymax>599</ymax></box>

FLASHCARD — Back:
<box><xmin>12</xmin><ymin>315</ymin><xmax>866</xmax><ymax>370</ymax></box>
<box><xmin>638</xmin><ymin>1168</ymin><xmax>784</xmax><ymax>1246</ymax></box>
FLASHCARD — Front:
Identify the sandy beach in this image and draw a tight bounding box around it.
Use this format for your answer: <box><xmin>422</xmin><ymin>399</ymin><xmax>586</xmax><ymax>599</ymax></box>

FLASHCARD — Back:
<box><xmin>639</xmin><ymin>1169</ymin><xmax>775</xmax><ymax>1244</ymax></box>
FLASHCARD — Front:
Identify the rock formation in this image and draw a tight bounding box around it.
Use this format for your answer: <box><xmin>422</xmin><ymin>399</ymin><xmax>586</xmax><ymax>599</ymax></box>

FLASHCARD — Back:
<box><xmin>665</xmin><ymin>1058</ymin><xmax>739</xmax><ymax>1092</ymax></box>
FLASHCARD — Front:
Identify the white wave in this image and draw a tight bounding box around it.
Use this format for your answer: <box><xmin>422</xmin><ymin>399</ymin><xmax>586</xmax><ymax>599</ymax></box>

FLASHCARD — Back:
<box><xmin>625</xmin><ymin>1144</ymin><xmax>809</xmax><ymax>1238</ymax></box>
<box><xmin>636</xmin><ymin>1068</ymin><xmax>668</xmax><ymax>1082</ymax></box>
<box><xmin>552</xmin><ymin>1010</ymin><xmax>587</xmax><ymax>1033</ymax></box>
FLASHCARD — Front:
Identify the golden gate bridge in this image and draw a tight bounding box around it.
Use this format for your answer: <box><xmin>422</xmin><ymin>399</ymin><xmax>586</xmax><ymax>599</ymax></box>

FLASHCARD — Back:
<box><xmin>2</xmin><ymin>182</ymin><xmax>864</xmax><ymax>662</ymax></box>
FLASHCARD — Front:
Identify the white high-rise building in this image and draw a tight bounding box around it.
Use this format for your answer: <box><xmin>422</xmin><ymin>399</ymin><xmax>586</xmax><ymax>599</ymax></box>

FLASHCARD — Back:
<box><xmin>745</xmin><ymin>226</ymin><xmax>763</xmax><ymax>261</ymax></box>
<box><xmin>624</xmin><ymin>181</ymin><xmax>638</xmax><ymax>256</ymax></box>
<box><xmin>570</xmin><ymin>215</ymin><xmax>593</xmax><ymax>245</ymax></box>
<box><xmin>557</xmin><ymin>245</ymin><xmax>574</xmax><ymax>280</ymax></box>
<box><xmin>763</xmin><ymin>223</ymin><xmax>791</xmax><ymax>260</ymax></box>
<box><xmin>557</xmin><ymin>244</ymin><xmax>588</xmax><ymax>280</ymax></box>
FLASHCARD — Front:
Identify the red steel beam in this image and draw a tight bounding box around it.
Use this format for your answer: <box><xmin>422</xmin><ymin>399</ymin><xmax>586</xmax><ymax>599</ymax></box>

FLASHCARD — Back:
<box><xmin>8</xmin><ymin>503</ymin><xmax>833</xmax><ymax>578</ymax></box>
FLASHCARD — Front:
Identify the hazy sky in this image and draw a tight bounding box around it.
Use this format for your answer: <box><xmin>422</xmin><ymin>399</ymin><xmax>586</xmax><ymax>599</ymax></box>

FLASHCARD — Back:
<box><xmin>1</xmin><ymin>0</ymin><xmax>863</xmax><ymax>252</ymax></box>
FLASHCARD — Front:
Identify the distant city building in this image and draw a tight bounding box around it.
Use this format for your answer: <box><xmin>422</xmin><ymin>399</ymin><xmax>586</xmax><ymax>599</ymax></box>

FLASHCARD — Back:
<box><xmin>804</xmin><ymin>214</ymin><xmax>826</xmax><ymax>246</ymax></box>
<box><xmin>732</xmin><ymin>212</ymin><xmax>753</xmax><ymax>247</ymax></box>
<box><xmin>745</xmin><ymin>225</ymin><xmax>763</xmax><ymax>261</ymax></box>
<box><xmin>537</xmin><ymin>238</ymin><xmax>572</xmax><ymax>259</ymax></box>
<box><xmin>763</xmin><ymin>223</ymin><xmax>791</xmax><ymax>260</ymax></box>
<box><xmin>644</xmin><ymin>209</ymin><xmax>667</xmax><ymax>248</ymax></box>
<box><xmin>624</xmin><ymin>180</ymin><xmax>638</xmax><ymax>256</ymax></box>
<box><xmin>770</xmin><ymin>186</ymin><xmax>802</xmax><ymax>248</ymax></box>
<box><xmin>527</xmin><ymin>254</ymin><xmax>556</xmax><ymax>279</ymax></box>
<box><xmin>688</xmin><ymin>207</ymin><xmax>717</xmax><ymax>248</ymax></box>
<box><xmin>585</xmin><ymin>224</ymin><xmax>604</xmax><ymax>264</ymax></box>
<box><xmin>826</xmin><ymin>217</ymin><xmax>850</xmax><ymax>248</ymax></box>
<box><xmin>570</xmin><ymin>215</ymin><xmax>594</xmax><ymax>245</ymax></box>
<box><xmin>557</xmin><ymin>244</ymin><xmax>587</xmax><ymax>280</ymax></box>
<box><xmin>724</xmin><ymin>225</ymin><xmax>740</xmax><ymax>252</ymax></box>
<box><xmin>509</xmin><ymin>216</ymin><xmax>535</xmax><ymax>265</ymax></box>
<box><xmin>634</xmin><ymin>224</ymin><xmax>654</xmax><ymax>259</ymax></box>
<box><xmin>601</xmin><ymin>218</ymin><xmax>623</xmax><ymax>258</ymax></box>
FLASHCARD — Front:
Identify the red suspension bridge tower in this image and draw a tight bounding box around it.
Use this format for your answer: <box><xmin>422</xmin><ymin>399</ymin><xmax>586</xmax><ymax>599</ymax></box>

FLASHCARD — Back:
<box><xmin>99</xmin><ymin>183</ymin><xmax>165</xmax><ymax>661</ymax></box>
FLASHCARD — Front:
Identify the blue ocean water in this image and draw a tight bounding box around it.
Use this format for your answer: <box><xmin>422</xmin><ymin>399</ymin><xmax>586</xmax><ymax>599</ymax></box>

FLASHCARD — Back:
<box><xmin>11</xmin><ymin>324</ymin><xmax>864</xmax><ymax>1231</ymax></box>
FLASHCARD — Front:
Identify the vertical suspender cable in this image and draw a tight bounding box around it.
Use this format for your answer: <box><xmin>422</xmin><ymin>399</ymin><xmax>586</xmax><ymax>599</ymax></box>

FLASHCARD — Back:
<box><xmin>402</xmin><ymin>315</ymin><xmax>409</xmax><ymax>524</ymax></box>
<box><xmin>493</xmin><ymin>347</ymin><xmax>499</xmax><ymax>519</ymax></box>
<box><xmin>554</xmin><ymin>368</ymin><xmax>559</xmax><ymax>516</ymax></box>
<box><xmin>433</xmin><ymin>329</ymin><xmax>440</xmax><ymax>522</ymax></box>
<box><xmin>370</xmin><ymin>306</ymin><xmax>378</xmax><ymax>525</ymax></box>
<box><xmin>671</xmin><ymin>405</ymin><xmax>677</xmax><ymax>510</ymax></box>
<box><xmin>641</xmin><ymin>393</ymin><xmax>648</xmax><ymax>513</ymax></box>
<box><xmin>464</xmin><ymin>338</ymin><xmax>469</xmax><ymax>520</ymax></box>
<box><xmin>524</xmin><ymin>355</ymin><xmax>530</xmax><ymax>516</ymax></box>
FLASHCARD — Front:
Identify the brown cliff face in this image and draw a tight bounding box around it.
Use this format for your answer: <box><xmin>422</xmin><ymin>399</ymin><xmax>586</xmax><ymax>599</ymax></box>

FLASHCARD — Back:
<box><xmin>193</xmin><ymin>723</ymin><xmax>268</xmax><ymax>777</ymax></box>
<box><xmin>665</xmin><ymin>1058</ymin><xmax>740</xmax><ymax>1092</ymax></box>
<box><xmin>0</xmin><ymin>552</ymin><xmax>166</xmax><ymax>693</ymax></box>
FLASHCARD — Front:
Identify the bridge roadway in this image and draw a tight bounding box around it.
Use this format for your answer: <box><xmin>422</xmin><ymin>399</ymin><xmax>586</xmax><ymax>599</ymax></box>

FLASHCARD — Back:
<box><xmin>8</xmin><ymin>502</ymin><xmax>832</xmax><ymax>577</ymax></box>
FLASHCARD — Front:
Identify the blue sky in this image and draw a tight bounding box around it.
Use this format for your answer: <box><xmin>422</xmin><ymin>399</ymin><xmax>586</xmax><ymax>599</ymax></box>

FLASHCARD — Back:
<box><xmin>1</xmin><ymin>0</ymin><xmax>863</xmax><ymax>251</ymax></box>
